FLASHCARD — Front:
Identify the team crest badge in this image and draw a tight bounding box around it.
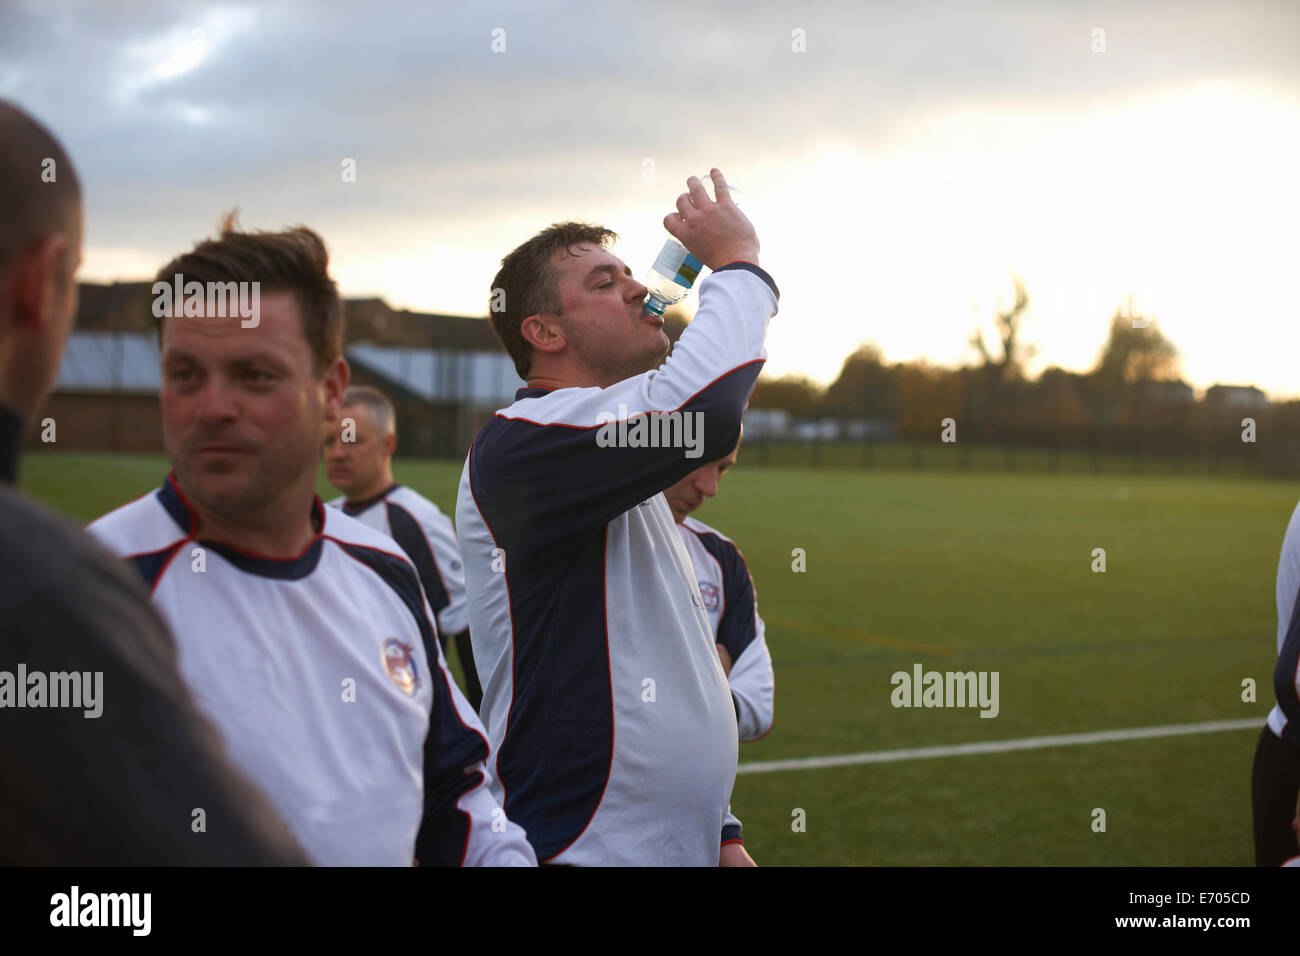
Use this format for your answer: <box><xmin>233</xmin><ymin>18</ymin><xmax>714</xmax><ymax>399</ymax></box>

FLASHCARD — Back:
<box><xmin>381</xmin><ymin>638</ymin><xmax>420</xmax><ymax>695</ymax></box>
<box><xmin>698</xmin><ymin>581</ymin><xmax>720</xmax><ymax>611</ymax></box>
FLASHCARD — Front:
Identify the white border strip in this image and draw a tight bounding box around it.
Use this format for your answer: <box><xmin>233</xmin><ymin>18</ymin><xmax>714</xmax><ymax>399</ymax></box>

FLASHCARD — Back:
<box><xmin>737</xmin><ymin>718</ymin><xmax>1263</xmax><ymax>775</ymax></box>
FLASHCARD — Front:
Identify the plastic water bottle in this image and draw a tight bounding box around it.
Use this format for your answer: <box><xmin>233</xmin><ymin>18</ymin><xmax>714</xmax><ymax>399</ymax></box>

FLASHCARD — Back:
<box><xmin>643</xmin><ymin>175</ymin><xmax>741</xmax><ymax>317</ymax></box>
<box><xmin>643</xmin><ymin>239</ymin><xmax>703</xmax><ymax>317</ymax></box>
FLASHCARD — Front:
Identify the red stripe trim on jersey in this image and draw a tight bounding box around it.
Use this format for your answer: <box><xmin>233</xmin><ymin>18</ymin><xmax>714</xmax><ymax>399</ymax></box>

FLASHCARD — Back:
<box><xmin>494</xmin><ymin>358</ymin><xmax>765</xmax><ymax>428</ymax></box>
<box><xmin>323</xmin><ymin>535</ymin><xmax>415</xmax><ymax>572</ymax></box>
<box><xmin>165</xmin><ymin>471</ymin><xmax>198</xmax><ymax>532</ymax></box>
<box><xmin>148</xmin><ymin>541</ymin><xmax>188</xmax><ymax>597</ymax></box>
<box><xmin>206</xmin><ymin>533</ymin><xmax>321</xmax><ymax>564</ymax></box>
<box><xmin>467</xmin><ymin>439</ymin><xmax>519</xmax><ymax>806</ymax></box>
<box><xmin>720</xmin><ymin>838</ymin><xmax>745</xmax><ymax>847</ymax></box>
<box><xmin>121</xmin><ymin>538</ymin><xmax>188</xmax><ymax>563</ymax></box>
<box><xmin>541</xmin><ymin>524</ymin><xmax>616</xmax><ymax>863</ymax></box>
<box><xmin>166</xmin><ymin>472</ymin><xmax>328</xmax><ymax>559</ymax></box>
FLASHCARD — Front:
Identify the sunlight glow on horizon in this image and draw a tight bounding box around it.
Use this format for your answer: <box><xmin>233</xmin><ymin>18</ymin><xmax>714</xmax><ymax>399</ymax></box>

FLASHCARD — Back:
<box><xmin>79</xmin><ymin>80</ymin><xmax>1300</xmax><ymax>400</ymax></box>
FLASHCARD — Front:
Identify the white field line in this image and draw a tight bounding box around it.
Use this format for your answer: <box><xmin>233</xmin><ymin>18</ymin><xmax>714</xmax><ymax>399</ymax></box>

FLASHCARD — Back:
<box><xmin>737</xmin><ymin>717</ymin><xmax>1263</xmax><ymax>775</ymax></box>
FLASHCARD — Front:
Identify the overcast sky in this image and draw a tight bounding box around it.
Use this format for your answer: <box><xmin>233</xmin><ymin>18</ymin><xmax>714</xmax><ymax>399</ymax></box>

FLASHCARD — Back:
<box><xmin>4</xmin><ymin>0</ymin><xmax>1298</xmax><ymax>396</ymax></box>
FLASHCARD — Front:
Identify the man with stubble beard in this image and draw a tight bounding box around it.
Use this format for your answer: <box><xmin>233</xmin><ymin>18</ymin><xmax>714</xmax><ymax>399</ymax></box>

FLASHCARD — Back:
<box><xmin>89</xmin><ymin>217</ymin><xmax>534</xmax><ymax>866</ymax></box>
<box><xmin>457</xmin><ymin>170</ymin><xmax>779</xmax><ymax>865</ymax></box>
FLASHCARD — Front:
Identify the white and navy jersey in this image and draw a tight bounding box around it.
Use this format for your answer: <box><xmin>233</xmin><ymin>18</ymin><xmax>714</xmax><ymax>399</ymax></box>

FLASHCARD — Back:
<box><xmin>1269</xmin><ymin>499</ymin><xmax>1300</xmax><ymax>745</ymax></box>
<box><xmin>89</xmin><ymin>474</ymin><xmax>536</xmax><ymax>867</ymax></box>
<box><xmin>456</xmin><ymin>262</ymin><xmax>779</xmax><ymax>865</ymax></box>
<box><xmin>678</xmin><ymin>516</ymin><xmax>775</xmax><ymax>743</ymax></box>
<box><xmin>328</xmin><ymin>484</ymin><xmax>469</xmax><ymax>636</ymax></box>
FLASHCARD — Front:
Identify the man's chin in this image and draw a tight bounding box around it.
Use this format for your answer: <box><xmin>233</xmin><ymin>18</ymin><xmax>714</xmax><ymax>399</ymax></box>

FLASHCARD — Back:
<box><xmin>635</xmin><ymin>338</ymin><xmax>671</xmax><ymax>376</ymax></box>
<box><xmin>175</xmin><ymin>459</ymin><xmax>260</xmax><ymax>514</ymax></box>
<box><xmin>653</xmin><ymin>331</ymin><xmax>671</xmax><ymax>361</ymax></box>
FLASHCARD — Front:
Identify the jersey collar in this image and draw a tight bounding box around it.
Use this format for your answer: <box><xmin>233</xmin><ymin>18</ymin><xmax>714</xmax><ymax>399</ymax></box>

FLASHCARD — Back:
<box><xmin>341</xmin><ymin>482</ymin><xmax>401</xmax><ymax>516</ymax></box>
<box><xmin>157</xmin><ymin>472</ymin><xmax>329</xmax><ymax>580</ymax></box>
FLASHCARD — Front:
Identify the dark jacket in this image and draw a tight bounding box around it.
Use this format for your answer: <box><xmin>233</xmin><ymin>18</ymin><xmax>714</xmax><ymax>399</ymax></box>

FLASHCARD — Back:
<box><xmin>0</xmin><ymin>404</ymin><xmax>309</xmax><ymax>864</ymax></box>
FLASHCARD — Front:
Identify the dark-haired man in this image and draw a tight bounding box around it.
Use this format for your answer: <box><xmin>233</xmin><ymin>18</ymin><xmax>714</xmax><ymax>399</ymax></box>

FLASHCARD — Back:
<box><xmin>89</xmin><ymin>218</ymin><xmax>534</xmax><ymax>866</ymax></box>
<box><xmin>457</xmin><ymin>170</ymin><xmax>778</xmax><ymax>865</ymax></box>
<box><xmin>0</xmin><ymin>100</ymin><xmax>308</xmax><ymax>864</ymax></box>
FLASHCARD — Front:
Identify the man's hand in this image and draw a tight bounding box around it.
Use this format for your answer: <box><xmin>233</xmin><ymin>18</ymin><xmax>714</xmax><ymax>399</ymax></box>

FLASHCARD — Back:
<box><xmin>663</xmin><ymin>168</ymin><xmax>759</xmax><ymax>271</ymax></box>
<box><xmin>716</xmin><ymin>642</ymin><xmax>733</xmax><ymax>676</ymax></box>
<box><xmin>719</xmin><ymin>842</ymin><xmax>757</xmax><ymax>867</ymax></box>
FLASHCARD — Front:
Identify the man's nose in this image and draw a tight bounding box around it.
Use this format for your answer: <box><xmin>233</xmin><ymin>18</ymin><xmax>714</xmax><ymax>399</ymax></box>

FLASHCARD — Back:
<box><xmin>696</xmin><ymin>468</ymin><xmax>720</xmax><ymax>499</ymax></box>
<box><xmin>194</xmin><ymin>378</ymin><xmax>239</xmax><ymax>425</ymax></box>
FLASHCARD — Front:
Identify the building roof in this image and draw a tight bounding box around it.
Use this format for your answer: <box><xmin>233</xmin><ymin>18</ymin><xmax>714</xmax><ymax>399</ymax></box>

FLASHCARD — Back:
<box><xmin>55</xmin><ymin>331</ymin><xmax>160</xmax><ymax>392</ymax></box>
<box><xmin>345</xmin><ymin>343</ymin><xmax>522</xmax><ymax>405</ymax></box>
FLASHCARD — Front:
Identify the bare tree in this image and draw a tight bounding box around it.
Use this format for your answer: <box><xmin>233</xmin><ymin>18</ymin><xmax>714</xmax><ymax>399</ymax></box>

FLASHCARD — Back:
<box><xmin>969</xmin><ymin>276</ymin><xmax>1035</xmax><ymax>384</ymax></box>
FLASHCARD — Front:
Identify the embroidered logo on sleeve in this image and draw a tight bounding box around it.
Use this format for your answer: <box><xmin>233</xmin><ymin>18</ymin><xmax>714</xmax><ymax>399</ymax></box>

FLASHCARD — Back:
<box><xmin>381</xmin><ymin>638</ymin><xmax>420</xmax><ymax>695</ymax></box>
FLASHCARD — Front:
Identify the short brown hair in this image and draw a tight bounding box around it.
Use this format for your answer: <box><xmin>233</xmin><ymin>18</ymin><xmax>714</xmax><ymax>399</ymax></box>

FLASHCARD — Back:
<box><xmin>489</xmin><ymin>221</ymin><xmax>617</xmax><ymax>379</ymax></box>
<box><xmin>154</xmin><ymin>212</ymin><xmax>342</xmax><ymax>374</ymax></box>
<box><xmin>0</xmin><ymin>100</ymin><xmax>82</xmax><ymax>276</ymax></box>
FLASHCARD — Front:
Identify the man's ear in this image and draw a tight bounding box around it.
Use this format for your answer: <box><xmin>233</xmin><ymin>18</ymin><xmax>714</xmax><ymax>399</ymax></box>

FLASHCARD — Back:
<box><xmin>322</xmin><ymin>355</ymin><xmax>349</xmax><ymax>421</ymax></box>
<box><xmin>384</xmin><ymin>432</ymin><xmax>397</xmax><ymax>456</ymax></box>
<box><xmin>520</xmin><ymin>314</ymin><xmax>566</xmax><ymax>355</ymax></box>
<box><xmin>10</xmin><ymin>234</ymin><xmax>69</xmax><ymax>334</ymax></box>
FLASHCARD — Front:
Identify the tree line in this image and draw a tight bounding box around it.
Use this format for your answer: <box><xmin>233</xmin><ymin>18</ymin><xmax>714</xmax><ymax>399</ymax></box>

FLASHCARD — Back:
<box><xmin>740</xmin><ymin>279</ymin><xmax>1300</xmax><ymax>451</ymax></box>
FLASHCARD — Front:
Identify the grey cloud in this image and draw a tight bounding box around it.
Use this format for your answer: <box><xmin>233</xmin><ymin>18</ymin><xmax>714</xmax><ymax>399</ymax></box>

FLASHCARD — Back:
<box><xmin>0</xmin><ymin>0</ymin><xmax>1295</xmax><ymax>260</ymax></box>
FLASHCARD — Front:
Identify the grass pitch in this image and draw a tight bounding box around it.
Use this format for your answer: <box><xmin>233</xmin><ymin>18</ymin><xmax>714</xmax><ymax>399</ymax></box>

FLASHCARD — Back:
<box><xmin>20</xmin><ymin>450</ymin><xmax>1295</xmax><ymax>865</ymax></box>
